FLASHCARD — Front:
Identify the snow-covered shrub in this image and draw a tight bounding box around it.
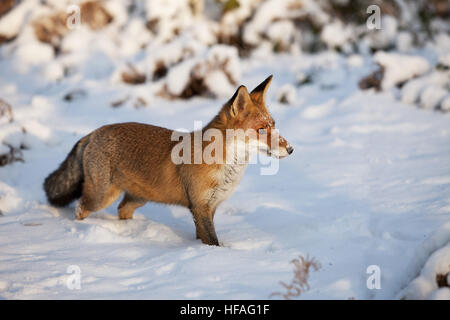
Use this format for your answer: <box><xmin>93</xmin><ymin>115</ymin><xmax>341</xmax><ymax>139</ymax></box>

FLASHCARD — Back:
<box><xmin>32</xmin><ymin>11</ymin><xmax>68</xmax><ymax>49</ymax></box>
<box><xmin>43</xmin><ymin>61</ymin><xmax>65</xmax><ymax>81</ymax></box>
<box><xmin>163</xmin><ymin>58</ymin><xmax>200</xmax><ymax>98</ymax></box>
<box><xmin>363</xmin><ymin>15</ymin><xmax>398</xmax><ymax>50</ymax></box>
<box><xmin>193</xmin><ymin>44</ymin><xmax>240</xmax><ymax>96</ymax></box>
<box><xmin>0</xmin><ymin>0</ymin><xmax>448</xmax><ymax>105</ymax></box>
<box><xmin>266</xmin><ymin>20</ymin><xmax>297</xmax><ymax>53</ymax></box>
<box><xmin>145</xmin><ymin>35</ymin><xmax>205</xmax><ymax>81</ymax></box>
<box><xmin>116</xmin><ymin>18</ymin><xmax>152</xmax><ymax>57</ymax></box>
<box><xmin>1</xmin><ymin>0</ymin><xmax>447</xmax><ymax>58</ymax></box>
<box><xmin>16</xmin><ymin>40</ymin><xmax>55</xmax><ymax>65</ymax></box>
<box><xmin>0</xmin><ymin>99</ymin><xmax>13</xmax><ymax>124</ymax></box>
<box><xmin>395</xmin><ymin>31</ymin><xmax>413</xmax><ymax>52</ymax></box>
<box><xmin>358</xmin><ymin>66</ymin><xmax>384</xmax><ymax>91</ymax></box>
<box><xmin>277</xmin><ymin>84</ymin><xmax>297</xmax><ymax>105</ymax></box>
<box><xmin>219</xmin><ymin>0</ymin><xmax>323</xmax><ymax>54</ymax></box>
<box><xmin>401</xmin><ymin>78</ymin><xmax>426</xmax><ymax>104</ymax></box>
<box><xmin>320</xmin><ymin>20</ymin><xmax>353</xmax><ymax>51</ymax></box>
<box><xmin>160</xmin><ymin>44</ymin><xmax>240</xmax><ymax>99</ymax></box>
<box><xmin>440</xmin><ymin>96</ymin><xmax>450</xmax><ymax>112</ymax></box>
<box><xmin>121</xmin><ymin>63</ymin><xmax>147</xmax><ymax>85</ymax></box>
<box><xmin>0</xmin><ymin>0</ymin><xmax>36</xmax><ymax>43</ymax></box>
<box><xmin>145</xmin><ymin>0</ymin><xmax>198</xmax><ymax>44</ymax></box>
<box><xmin>359</xmin><ymin>50</ymin><xmax>450</xmax><ymax>112</ymax></box>
<box><xmin>400</xmin><ymin>243</ymin><xmax>450</xmax><ymax>300</ymax></box>
<box><xmin>437</xmin><ymin>53</ymin><xmax>450</xmax><ymax>70</ymax></box>
<box><xmin>374</xmin><ymin>52</ymin><xmax>430</xmax><ymax>90</ymax></box>
<box><xmin>398</xmin><ymin>55</ymin><xmax>450</xmax><ymax>111</ymax></box>
<box><xmin>419</xmin><ymin>86</ymin><xmax>448</xmax><ymax>110</ymax></box>
<box><xmin>32</xmin><ymin>1</ymin><xmax>113</xmax><ymax>50</ymax></box>
<box><xmin>242</xmin><ymin>0</ymin><xmax>297</xmax><ymax>47</ymax></box>
<box><xmin>79</xmin><ymin>1</ymin><xmax>113</xmax><ymax>30</ymax></box>
<box><xmin>217</xmin><ymin>0</ymin><xmax>262</xmax><ymax>54</ymax></box>
<box><xmin>0</xmin><ymin>143</ymin><xmax>23</xmax><ymax>167</ymax></box>
<box><xmin>0</xmin><ymin>0</ymin><xmax>14</xmax><ymax>18</ymax></box>
<box><xmin>63</xmin><ymin>89</ymin><xmax>87</xmax><ymax>102</ymax></box>
<box><xmin>0</xmin><ymin>99</ymin><xmax>25</xmax><ymax>167</ymax></box>
<box><xmin>218</xmin><ymin>0</ymin><xmax>419</xmax><ymax>54</ymax></box>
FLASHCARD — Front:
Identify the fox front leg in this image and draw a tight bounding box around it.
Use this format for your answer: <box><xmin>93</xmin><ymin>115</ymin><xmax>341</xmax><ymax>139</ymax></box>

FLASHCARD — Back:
<box><xmin>190</xmin><ymin>205</ymin><xmax>219</xmax><ymax>246</ymax></box>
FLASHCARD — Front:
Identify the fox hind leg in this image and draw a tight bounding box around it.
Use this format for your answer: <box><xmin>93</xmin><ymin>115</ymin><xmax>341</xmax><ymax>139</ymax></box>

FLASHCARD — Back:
<box><xmin>76</xmin><ymin>180</ymin><xmax>122</xmax><ymax>220</ymax></box>
<box><xmin>117</xmin><ymin>193</ymin><xmax>147</xmax><ymax>220</ymax></box>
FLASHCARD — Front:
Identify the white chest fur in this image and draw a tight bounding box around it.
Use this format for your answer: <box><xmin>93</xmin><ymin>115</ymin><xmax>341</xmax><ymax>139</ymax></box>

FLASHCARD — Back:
<box><xmin>207</xmin><ymin>162</ymin><xmax>247</xmax><ymax>208</ymax></box>
<box><xmin>205</xmin><ymin>138</ymin><xmax>252</xmax><ymax>208</ymax></box>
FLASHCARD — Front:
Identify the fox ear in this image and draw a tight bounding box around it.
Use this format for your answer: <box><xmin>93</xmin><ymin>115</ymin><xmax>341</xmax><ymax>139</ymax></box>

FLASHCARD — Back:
<box><xmin>250</xmin><ymin>75</ymin><xmax>273</xmax><ymax>105</ymax></box>
<box><xmin>229</xmin><ymin>85</ymin><xmax>250</xmax><ymax>117</ymax></box>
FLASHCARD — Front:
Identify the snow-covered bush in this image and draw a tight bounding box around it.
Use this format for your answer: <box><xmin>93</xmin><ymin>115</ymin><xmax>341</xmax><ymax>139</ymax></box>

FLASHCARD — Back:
<box><xmin>360</xmin><ymin>49</ymin><xmax>450</xmax><ymax>112</ymax></box>
<box><xmin>0</xmin><ymin>99</ymin><xmax>25</xmax><ymax>167</ymax></box>
<box><xmin>0</xmin><ymin>0</ymin><xmax>448</xmax><ymax>103</ymax></box>
<box><xmin>1</xmin><ymin>0</ymin><xmax>448</xmax><ymax>56</ymax></box>
<box><xmin>277</xmin><ymin>84</ymin><xmax>297</xmax><ymax>105</ymax></box>
<box><xmin>396</xmin><ymin>53</ymin><xmax>450</xmax><ymax>112</ymax></box>
<box><xmin>374</xmin><ymin>52</ymin><xmax>430</xmax><ymax>90</ymax></box>
<box><xmin>400</xmin><ymin>243</ymin><xmax>450</xmax><ymax>300</ymax></box>
<box><xmin>120</xmin><ymin>63</ymin><xmax>147</xmax><ymax>85</ymax></box>
<box><xmin>160</xmin><ymin>44</ymin><xmax>240</xmax><ymax>99</ymax></box>
<box><xmin>32</xmin><ymin>1</ymin><xmax>113</xmax><ymax>50</ymax></box>
<box><xmin>419</xmin><ymin>86</ymin><xmax>448</xmax><ymax>110</ymax></box>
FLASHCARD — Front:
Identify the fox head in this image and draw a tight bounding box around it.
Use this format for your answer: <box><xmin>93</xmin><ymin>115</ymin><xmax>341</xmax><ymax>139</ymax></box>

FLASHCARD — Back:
<box><xmin>216</xmin><ymin>75</ymin><xmax>293</xmax><ymax>159</ymax></box>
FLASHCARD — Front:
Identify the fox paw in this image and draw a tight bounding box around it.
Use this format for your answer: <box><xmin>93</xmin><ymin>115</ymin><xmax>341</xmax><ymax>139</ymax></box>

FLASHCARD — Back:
<box><xmin>75</xmin><ymin>203</ymin><xmax>87</xmax><ymax>220</ymax></box>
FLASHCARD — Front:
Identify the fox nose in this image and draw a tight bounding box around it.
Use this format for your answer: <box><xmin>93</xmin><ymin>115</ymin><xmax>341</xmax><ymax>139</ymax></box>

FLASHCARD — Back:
<box><xmin>287</xmin><ymin>145</ymin><xmax>294</xmax><ymax>155</ymax></box>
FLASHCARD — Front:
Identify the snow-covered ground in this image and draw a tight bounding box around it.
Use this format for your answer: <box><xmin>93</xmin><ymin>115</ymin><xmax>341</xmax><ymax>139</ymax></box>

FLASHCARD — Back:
<box><xmin>0</xmin><ymin>0</ymin><xmax>449</xmax><ymax>300</ymax></box>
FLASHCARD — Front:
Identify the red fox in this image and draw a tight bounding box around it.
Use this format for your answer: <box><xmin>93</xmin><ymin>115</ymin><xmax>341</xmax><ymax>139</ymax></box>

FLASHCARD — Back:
<box><xmin>44</xmin><ymin>75</ymin><xmax>293</xmax><ymax>246</ymax></box>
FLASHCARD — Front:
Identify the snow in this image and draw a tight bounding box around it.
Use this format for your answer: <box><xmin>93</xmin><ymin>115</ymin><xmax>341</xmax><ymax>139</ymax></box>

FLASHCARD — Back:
<box><xmin>398</xmin><ymin>223</ymin><xmax>450</xmax><ymax>300</ymax></box>
<box><xmin>365</xmin><ymin>15</ymin><xmax>398</xmax><ymax>50</ymax></box>
<box><xmin>243</xmin><ymin>0</ymin><xmax>287</xmax><ymax>46</ymax></box>
<box><xmin>441</xmin><ymin>96</ymin><xmax>450</xmax><ymax>112</ymax></box>
<box><xmin>117</xmin><ymin>19</ymin><xmax>152</xmax><ymax>57</ymax></box>
<box><xmin>43</xmin><ymin>62</ymin><xmax>65</xmax><ymax>81</ymax></box>
<box><xmin>396</xmin><ymin>31</ymin><xmax>413</xmax><ymax>52</ymax></box>
<box><xmin>277</xmin><ymin>84</ymin><xmax>297</xmax><ymax>105</ymax></box>
<box><xmin>165</xmin><ymin>58</ymin><xmax>198</xmax><ymax>96</ymax></box>
<box><xmin>266</xmin><ymin>20</ymin><xmax>295</xmax><ymax>49</ymax></box>
<box><xmin>0</xmin><ymin>0</ymin><xmax>449</xmax><ymax>301</ymax></box>
<box><xmin>320</xmin><ymin>20</ymin><xmax>353</xmax><ymax>50</ymax></box>
<box><xmin>0</xmin><ymin>0</ymin><xmax>38</xmax><ymax>38</ymax></box>
<box><xmin>0</xmin><ymin>144</ymin><xmax>10</xmax><ymax>155</ymax></box>
<box><xmin>398</xmin><ymin>60</ymin><xmax>449</xmax><ymax>111</ymax></box>
<box><xmin>438</xmin><ymin>53</ymin><xmax>450</xmax><ymax>68</ymax></box>
<box><xmin>1</xmin><ymin>50</ymin><xmax>450</xmax><ymax>299</ymax></box>
<box><xmin>164</xmin><ymin>44</ymin><xmax>240</xmax><ymax>98</ymax></box>
<box><xmin>401</xmin><ymin>78</ymin><xmax>426</xmax><ymax>105</ymax></box>
<box><xmin>374</xmin><ymin>52</ymin><xmax>430</xmax><ymax>90</ymax></box>
<box><xmin>204</xmin><ymin>70</ymin><xmax>235</xmax><ymax>98</ymax></box>
<box><xmin>347</xmin><ymin>55</ymin><xmax>364</xmax><ymax>68</ymax></box>
<box><xmin>16</xmin><ymin>41</ymin><xmax>55</xmax><ymax>66</ymax></box>
<box><xmin>419</xmin><ymin>86</ymin><xmax>448</xmax><ymax>110</ymax></box>
<box><xmin>145</xmin><ymin>0</ymin><xmax>194</xmax><ymax>44</ymax></box>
